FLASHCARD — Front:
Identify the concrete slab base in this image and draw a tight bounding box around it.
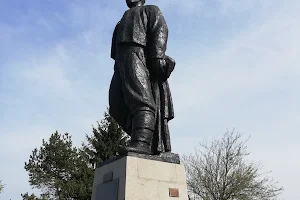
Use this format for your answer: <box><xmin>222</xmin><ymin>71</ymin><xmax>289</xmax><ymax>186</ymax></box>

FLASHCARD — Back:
<box><xmin>91</xmin><ymin>155</ymin><xmax>188</xmax><ymax>200</ymax></box>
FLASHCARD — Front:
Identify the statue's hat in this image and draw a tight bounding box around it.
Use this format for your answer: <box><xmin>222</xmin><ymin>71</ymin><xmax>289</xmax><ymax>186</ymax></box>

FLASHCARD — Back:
<box><xmin>126</xmin><ymin>0</ymin><xmax>144</xmax><ymax>4</ymax></box>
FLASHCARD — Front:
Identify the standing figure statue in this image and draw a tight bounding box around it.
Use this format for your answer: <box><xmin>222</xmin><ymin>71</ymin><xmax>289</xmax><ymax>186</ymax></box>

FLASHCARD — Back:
<box><xmin>109</xmin><ymin>0</ymin><xmax>175</xmax><ymax>155</ymax></box>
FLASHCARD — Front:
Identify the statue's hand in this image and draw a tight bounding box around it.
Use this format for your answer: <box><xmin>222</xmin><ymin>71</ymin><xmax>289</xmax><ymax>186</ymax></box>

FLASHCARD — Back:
<box><xmin>149</xmin><ymin>56</ymin><xmax>176</xmax><ymax>81</ymax></box>
<box><xmin>164</xmin><ymin>56</ymin><xmax>176</xmax><ymax>80</ymax></box>
<box><xmin>149</xmin><ymin>58</ymin><xmax>167</xmax><ymax>81</ymax></box>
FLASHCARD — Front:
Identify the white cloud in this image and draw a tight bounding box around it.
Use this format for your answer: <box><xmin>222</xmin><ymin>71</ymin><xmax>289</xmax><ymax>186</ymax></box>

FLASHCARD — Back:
<box><xmin>169</xmin><ymin>1</ymin><xmax>300</xmax><ymax>199</ymax></box>
<box><xmin>1</xmin><ymin>0</ymin><xmax>300</xmax><ymax>199</ymax></box>
<box><xmin>20</xmin><ymin>56</ymin><xmax>72</xmax><ymax>96</ymax></box>
<box><xmin>171</xmin><ymin>0</ymin><xmax>300</xmax><ymax>112</ymax></box>
<box><xmin>0</xmin><ymin>125</ymin><xmax>55</xmax><ymax>197</ymax></box>
<box><xmin>155</xmin><ymin>0</ymin><xmax>269</xmax><ymax>16</ymax></box>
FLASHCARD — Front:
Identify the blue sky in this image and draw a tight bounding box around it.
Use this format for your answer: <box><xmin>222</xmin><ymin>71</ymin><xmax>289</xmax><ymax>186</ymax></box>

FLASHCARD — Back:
<box><xmin>1</xmin><ymin>0</ymin><xmax>299</xmax><ymax>199</ymax></box>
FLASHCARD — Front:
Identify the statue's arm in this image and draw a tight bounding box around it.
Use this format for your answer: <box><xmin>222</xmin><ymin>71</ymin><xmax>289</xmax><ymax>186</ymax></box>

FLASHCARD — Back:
<box><xmin>146</xmin><ymin>5</ymin><xmax>168</xmax><ymax>59</ymax></box>
<box><xmin>146</xmin><ymin>6</ymin><xmax>171</xmax><ymax>80</ymax></box>
<box><xmin>111</xmin><ymin>22</ymin><xmax>120</xmax><ymax>61</ymax></box>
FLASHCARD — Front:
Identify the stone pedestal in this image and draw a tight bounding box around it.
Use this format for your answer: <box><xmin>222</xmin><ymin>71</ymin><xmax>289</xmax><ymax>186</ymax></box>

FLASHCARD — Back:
<box><xmin>91</xmin><ymin>153</ymin><xmax>188</xmax><ymax>200</ymax></box>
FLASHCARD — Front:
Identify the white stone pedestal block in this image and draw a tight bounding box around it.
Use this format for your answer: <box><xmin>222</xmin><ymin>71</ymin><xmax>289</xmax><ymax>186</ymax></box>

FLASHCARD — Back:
<box><xmin>91</xmin><ymin>154</ymin><xmax>188</xmax><ymax>200</ymax></box>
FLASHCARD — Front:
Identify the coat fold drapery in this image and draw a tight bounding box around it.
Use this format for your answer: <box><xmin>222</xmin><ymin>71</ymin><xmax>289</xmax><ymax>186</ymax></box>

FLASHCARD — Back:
<box><xmin>109</xmin><ymin>64</ymin><xmax>174</xmax><ymax>153</ymax></box>
<box><xmin>109</xmin><ymin>4</ymin><xmax>174</xmax><ymax>154</ymax></box>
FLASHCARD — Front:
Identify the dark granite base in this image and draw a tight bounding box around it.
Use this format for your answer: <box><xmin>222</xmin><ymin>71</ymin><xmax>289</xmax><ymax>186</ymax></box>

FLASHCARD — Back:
<box><xmin>127</xmin><ymin>152</ymin><xmax>180</xmax><ymax>164</ymax></box>
<box><xmin>97</xmin><ymin>152</ymin><xmax>180</xmax><ymax>168</ymax></box>
<box><xmin>96</xmin><ymin>179</ymin><xmax>119</xmax><ymax>200</ymax></box>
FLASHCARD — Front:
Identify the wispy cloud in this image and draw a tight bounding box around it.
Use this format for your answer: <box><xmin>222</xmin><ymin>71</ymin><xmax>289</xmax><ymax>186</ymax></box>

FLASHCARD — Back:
<box><xmin>170</xmin><ymin>2</ymin><xmax>300</xmax><ymax>199</ymax></box>
<box><xmin>0</xmin><ymin>0</ymin><xmax>299</xmax><ymax>199</ymax></box>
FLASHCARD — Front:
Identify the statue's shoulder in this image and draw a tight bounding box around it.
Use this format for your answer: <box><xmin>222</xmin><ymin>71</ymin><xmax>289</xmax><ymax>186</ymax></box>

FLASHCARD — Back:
<box><xmin>144</xmin><ymin>5</ymin><xmax>162</xmax><ymax>13</ymax></box>
<box><xmin>113</xmin><ymin>21</ymin><xmax>121</xmax><ymax>31</ymax></box>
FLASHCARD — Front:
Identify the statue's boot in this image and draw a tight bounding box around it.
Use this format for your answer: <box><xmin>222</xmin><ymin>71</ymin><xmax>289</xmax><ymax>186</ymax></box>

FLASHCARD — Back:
<box><xmin>119</xmin><ymin>129</ymin><xmax>153</xmax><ymax>155</ymax></box>
<box><xmin>119</xmin><ymin>110</ymin><xmax>155</xmax><ymax>155</ymax></box>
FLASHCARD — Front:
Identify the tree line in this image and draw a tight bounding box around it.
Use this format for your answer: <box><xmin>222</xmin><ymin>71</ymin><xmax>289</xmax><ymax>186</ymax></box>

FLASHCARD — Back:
<box><xmin>1</xmin><ymin>111</ymin><xmax>283</xmax><ymax>200</ymax></box>
<box><xmin>21</xmin><ymin>111</ymin><xmax>128</xmax><ymax>200</ymax></box>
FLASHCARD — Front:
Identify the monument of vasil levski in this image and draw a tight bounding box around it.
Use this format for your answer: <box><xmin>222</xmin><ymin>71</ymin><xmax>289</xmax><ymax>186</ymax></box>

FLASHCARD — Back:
<box><xmin>91</xmin><ymin>0</ymin><xmax>188</xmax><ymax>199</ymax></box>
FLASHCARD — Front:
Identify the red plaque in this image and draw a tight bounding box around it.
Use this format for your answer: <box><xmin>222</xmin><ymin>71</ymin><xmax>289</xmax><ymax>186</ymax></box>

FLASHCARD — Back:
<box><xmin>169</xmin><ymin>188</ymin><xmax>179</xmax><ymax>197</ymax></box>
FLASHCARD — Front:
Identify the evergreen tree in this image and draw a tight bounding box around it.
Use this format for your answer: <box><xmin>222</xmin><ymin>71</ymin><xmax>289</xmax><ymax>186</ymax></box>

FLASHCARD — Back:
<box><xmin>21</xmin><ymin>193</ymin><xmax>50</xmax><ymax>200</ymax></box>
<box><xmin>83</xmin><ymin>111</ymin><xmax>129</xmax><ymax>168</ymax></box>
<box><xmin>24</xmin><ymin>131</ymin><xmax>94</xmax><ymax>200</ymax></box>
<box><xmin>23</xmin><ymin>110</ymin><xmax>128</xmax><ymax>199</ymax></box>
<box><xmin>0</xmin><ymin>180</ymin><xmax>4</xmax><ymax>194</ymax></box>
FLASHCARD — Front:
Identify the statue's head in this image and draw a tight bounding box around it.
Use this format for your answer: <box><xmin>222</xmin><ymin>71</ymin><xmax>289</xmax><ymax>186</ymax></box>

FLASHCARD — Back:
<box><xmin>126</xmin><ymin>0</ymin><xmax>146</xmax><ymax>8</ymax></box>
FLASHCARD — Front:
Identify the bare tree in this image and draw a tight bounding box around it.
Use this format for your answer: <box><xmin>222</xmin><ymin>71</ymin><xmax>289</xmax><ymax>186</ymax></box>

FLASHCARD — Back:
<box><xmin>183</xmin><ymin>130</ymin><xmax>283</xmax><ymax>200</ymax></box>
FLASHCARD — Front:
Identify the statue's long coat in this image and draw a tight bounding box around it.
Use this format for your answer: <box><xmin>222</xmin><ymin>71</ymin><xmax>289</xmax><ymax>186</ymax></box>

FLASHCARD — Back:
<box><xmin>109</xmin><ymin>5</ymin><xmax>174</xmax><ymax>153</ymax></box>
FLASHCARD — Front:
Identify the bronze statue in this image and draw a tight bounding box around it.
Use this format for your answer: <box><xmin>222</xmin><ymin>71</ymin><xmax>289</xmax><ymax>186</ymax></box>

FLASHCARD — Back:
<box><xmin>109</xmin><ymin>0</ymin><xmax>175</xmax><ymax>155</ymax></box>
